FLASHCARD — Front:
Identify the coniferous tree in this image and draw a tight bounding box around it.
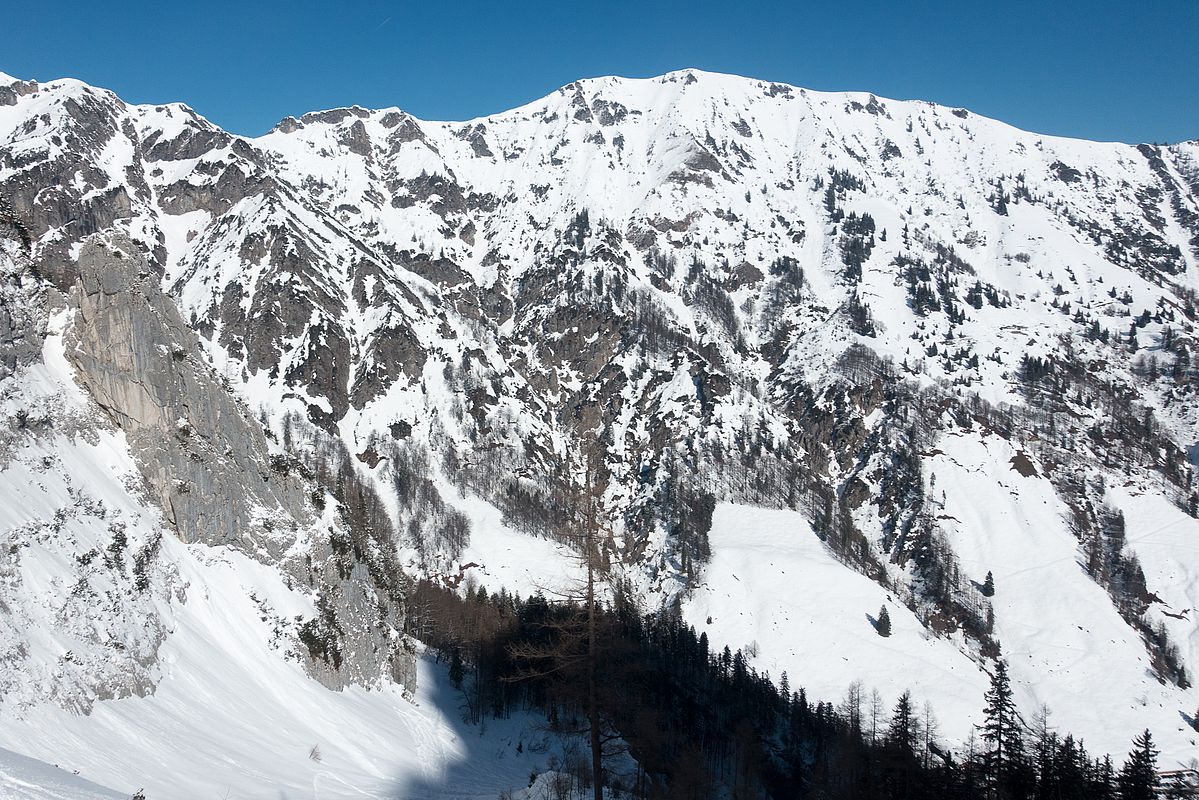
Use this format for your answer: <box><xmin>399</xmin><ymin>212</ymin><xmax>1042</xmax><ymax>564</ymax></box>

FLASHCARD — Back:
<box><xmin>1031</xmin><ymin>705</ymin><xmax>1058</xmax><ymax>800</ymax></box>
<box><xmin>994</xmin><ymin>182</ymin><xmax>1010</xmax><ymax>215</ymax></box>
<box><xmin>503</xmin><ymin>468</ymin><xmax>619</xmax><ymax>800</ymax></box>
<box><xmin>824</xmin><ymin>184</ymin><xmax>838</xmax><ymax>215</ymax></box>
<box><xmin>982</xmin><ymin>570</ymin><xmax>996</xmax><ymax>597</ymax></box>
<box><xmin>1092</xmin><ymin>754</ymin><xmax>1117</xmax><ymax>800</ymax></box>
<box><xmin>884</xmin><ymin>690</ymin><xmax>919</xmax><ymax>799</ymax></box>
<box><xmin>888</xmin><ymin>690</ymin><xmax>917</xmax><ymax>755</ymax></box>
<box><xmin>1117</xmin><ymin>729</ymin><xmax>1159</xmax><ymax>800</ymax></box>
<box><xmin>980</xmin><ymin>660</ymin><xmax>1029</xmax><ymax>798</ymax></box>
<box><xmin>877</xmin><ymin>605</ymin><xmax>892</xmax><ymax>637</ymax></box>
<box><xmin>408</xmin><ymin>547</ymin><xmax>1177</xmax><ymax>800</ymax></box>
<box><xmin>920</xmin><ymin>700</ymin><xmax>939</xmax><ymax>770</ymax></box>
<box><xmin>1053</xmin><ymin>734</ymin><xmax>1086</xmax><ymax>800</ymax></box>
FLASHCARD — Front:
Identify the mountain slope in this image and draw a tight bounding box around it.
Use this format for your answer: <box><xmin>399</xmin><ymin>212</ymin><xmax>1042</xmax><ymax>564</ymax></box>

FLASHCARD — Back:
<box><xmin>1</xmin><ymin>68</ymin><xmax>1198</xmax><ymax>780</ymax></box>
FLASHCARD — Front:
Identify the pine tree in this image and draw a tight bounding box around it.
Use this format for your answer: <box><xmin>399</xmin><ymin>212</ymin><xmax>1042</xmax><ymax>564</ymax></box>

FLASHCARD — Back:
<box><xmin>877</xmin><ymin>605</ymin><xmax>892</xmax><ymax>637</ymax></box>
<box><xmin>982</xmin><ymin>570</ymin><xmax>996</xmax><ymax>597</ymax></box>
<box><xmin>1117</xmin><ymin>729</ymin><xmax>1159</xmax><ymax>800</ymax></box>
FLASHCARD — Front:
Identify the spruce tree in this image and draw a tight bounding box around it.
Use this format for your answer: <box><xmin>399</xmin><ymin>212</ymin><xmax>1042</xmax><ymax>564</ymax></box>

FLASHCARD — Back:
<box><xmin>888</xmin><ymin>690</ymin><xmax>917</xmax><ymax>755</ymax></box>
<box><xmin>980</xmin><ymin>660</ymin><xmax>1028</xmax><ymax>796</ymax></box>
<box><xmin>1054</xmin><ymin>734</ymin><xmax>1085</xmax><ymax>797</ymax></box>
<box><xmin>982</xmin><ymin>570</ymin><xmax>996</xmax><ymax>597</ymax></box>
<box><xmin>1091</xmin><ymin>754</ymin><xmax>1117</xmax><ymax>800</ymax></box>
<box><xmin>1116</xmin><ymin>729</ymin><xmax>1159</xmax><ymax>800</ymax></box>
<box><xmin>884</xmin><ymin>690</ymin><xmax>918</xmax><ymax>798</ymax></box>
<box><xmin>877</xmin><ymin>605</ymin><xmax>892</xmax><ymax>637</ymax></box>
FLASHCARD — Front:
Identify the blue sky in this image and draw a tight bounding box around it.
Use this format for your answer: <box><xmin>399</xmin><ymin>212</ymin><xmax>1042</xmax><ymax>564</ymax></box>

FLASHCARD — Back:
<box><xmin>4</xmin><ymin>0</ymin><xmax>1195</xmax><ymax>142</ymax></box>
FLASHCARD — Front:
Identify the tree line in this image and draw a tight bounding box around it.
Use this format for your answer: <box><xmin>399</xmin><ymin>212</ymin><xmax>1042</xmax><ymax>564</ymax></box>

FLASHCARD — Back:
<box><xmin>407</xmin><ymin>579</ymin><xmax>1185</xmax><ymax>800</ymax></box>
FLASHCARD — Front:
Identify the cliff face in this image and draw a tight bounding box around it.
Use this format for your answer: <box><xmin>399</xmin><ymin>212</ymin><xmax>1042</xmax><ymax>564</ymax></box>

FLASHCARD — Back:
<box><xmin>0</xmin><ymin>226</ymin><xmax>424</xmax><ymax>793</ymax></box>
<box><xmin>67</xmin><ymin>235</ymin><xmax>308</xmax><ymax>551</ymax></box>
<box><xmin>68</xmin><ymin>233</ymin><xmax>417</xmax><ymax>690</ymax></box>
<box><xmin>0</xmin><ymin>229</ymin><xmax>414</xmax><ymax>711</ymax></box>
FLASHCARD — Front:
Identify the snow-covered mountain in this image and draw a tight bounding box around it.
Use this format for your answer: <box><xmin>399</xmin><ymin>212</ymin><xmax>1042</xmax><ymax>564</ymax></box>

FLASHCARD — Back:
<box><xmin>1</xmin><ymin>67</ymin><xmax>1198</xmax><ymax>794</ymax></box>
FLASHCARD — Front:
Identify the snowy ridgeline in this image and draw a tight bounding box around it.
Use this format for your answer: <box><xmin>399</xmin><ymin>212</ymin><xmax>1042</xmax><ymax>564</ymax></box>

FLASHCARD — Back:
<box><xmin>0</xmin><ymin>65</ymin><xmax>1198</xmax><ymax>796</ymax></box>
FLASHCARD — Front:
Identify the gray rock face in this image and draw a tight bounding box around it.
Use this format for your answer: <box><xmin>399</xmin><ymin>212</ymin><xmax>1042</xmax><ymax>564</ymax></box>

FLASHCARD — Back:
<box><xmin>0</xmin><ymin>77</ymin><xmax>421</xmax><ymax>692</ymax></box>
<box><xmin>63</xmin><ymin>233</ymin><xmax>415</xmax><ymax>691</ymax></box>
<box><xmin>0</xmin><ymin>230</ymin><xmax>42</xmax><ymax>380</ymax></box>
<box><xmin>0</xmin><ymin>228</ymin><xmax>183</xmax><ymax>717</ymax></box>
<box><xmin>68</xmin><ymin>235</ymin><xmax>304</xmax><ymax>552</ymax></box>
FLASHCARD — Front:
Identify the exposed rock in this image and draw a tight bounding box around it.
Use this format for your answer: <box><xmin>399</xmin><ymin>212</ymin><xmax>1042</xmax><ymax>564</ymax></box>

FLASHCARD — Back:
<box><xmin>63</xmin><ymin>234</ymin><xmax>415</xmax><ymax>691</ymax></box>
<box><xmin>67</xmin><ymin>235</ymin><xmax>307</xmax><ymax>551</ymax></box>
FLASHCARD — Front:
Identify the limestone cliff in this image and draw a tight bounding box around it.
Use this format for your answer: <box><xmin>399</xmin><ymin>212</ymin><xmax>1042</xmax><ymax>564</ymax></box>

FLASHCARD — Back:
<box><xmin>59</xmin><ymin>233</ymin><xmax>415</xmax><ymax>690</ymax></box>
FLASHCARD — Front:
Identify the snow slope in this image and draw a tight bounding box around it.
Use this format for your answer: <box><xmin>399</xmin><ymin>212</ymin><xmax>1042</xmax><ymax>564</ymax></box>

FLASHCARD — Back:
<box><xmin>0</xmin><ymin>748</ymin><xmax>125</xmax><ymax>800</ymax></box>
<box><xmin>0</xmin><ymin>251</ymin><xmax>555</xmax><ymax>799</ymax></box>
<box><xmin>1</xmin><ymin>631</ymin><xmax>556</xmax><ymax>799</ymax></box>
<box><xmin>683</xmin><ymin>504</ymin><xmax>988</xmax><ymax>742</ymax></box>
<box><xmin>441</xmin><ymin>488</ymin><xmax>587</xmax><ymax>599</ymax></box>
<box><xmin>686</xmin><ymin>498</ymin><xmax>1199</xmax><ymax>762</ymax></box>
<box><xmin>2</xmin><ymin>499</ymin><xmax>564</xmax><ymax>798</ymax></box>
<box><xmin>929</xmin><ymin>432</ymin><xmax>1199</xmax><ymax>760</ymax></box>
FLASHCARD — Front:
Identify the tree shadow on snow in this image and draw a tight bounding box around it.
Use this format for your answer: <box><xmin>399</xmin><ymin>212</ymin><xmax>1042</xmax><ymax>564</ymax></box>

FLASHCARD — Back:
<box><xmin>382</xmin><ymin>655</ymin><xmax>558</xmax><ymax>800</ymax></box>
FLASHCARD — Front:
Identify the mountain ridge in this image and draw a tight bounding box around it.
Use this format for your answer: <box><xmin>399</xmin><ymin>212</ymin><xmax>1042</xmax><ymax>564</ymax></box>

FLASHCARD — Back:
<box><xmin>16</xmin><ymin>67</ymin><xmax>1192</xmax><ymax>146</ymax></box>
<box><xmin>1</xmin><ymin>66</ymin><xmax>1198</xmax><ymax>793</ymax></box>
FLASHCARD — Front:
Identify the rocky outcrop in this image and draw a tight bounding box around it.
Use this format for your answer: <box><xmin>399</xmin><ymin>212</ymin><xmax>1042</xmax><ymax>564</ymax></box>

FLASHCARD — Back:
<box><xmin>0</xmin><ymin>231</ymin><xmax>41</xmax><ymax>380</ymax></box>
<box><xmin>62</xmin><ymin>233</ymin><xmax>416</xmax><ymax>691</ymax></box>
<box><xmin>67</xmin><ymin>235</ymin><xmax>305</xmax><ymax>552</ymax></box>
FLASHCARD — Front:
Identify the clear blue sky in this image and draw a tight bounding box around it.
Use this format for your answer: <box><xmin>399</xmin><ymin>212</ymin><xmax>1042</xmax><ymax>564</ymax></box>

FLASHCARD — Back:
<box><xmin>5</xmin><ymin>0</ymin><xmax>1196</xmax><ymax>143</ymax></box>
